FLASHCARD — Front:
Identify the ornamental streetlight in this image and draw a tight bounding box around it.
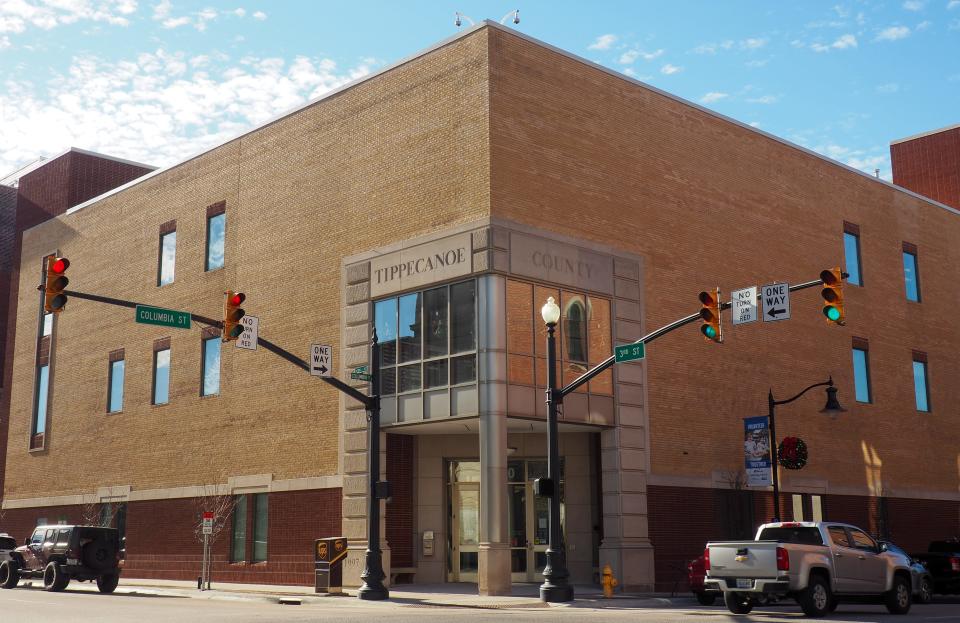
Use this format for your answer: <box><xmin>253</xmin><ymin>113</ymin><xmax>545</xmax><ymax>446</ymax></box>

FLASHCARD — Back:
<box><xmin>538</xmin><ymin>296</ymin><xmax>573</xmax><ymax>603</ymax></box>
<box><xmin>767</xmin><ymin>377</ymin><xmax>845</xmax><ymax>522</ymax></box>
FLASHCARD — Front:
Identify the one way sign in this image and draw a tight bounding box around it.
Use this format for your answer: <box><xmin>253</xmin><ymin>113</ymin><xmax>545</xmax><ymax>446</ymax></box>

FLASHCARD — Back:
<box><xmin>310</xmin><ymin>344</ymin><xmax>332</xmax><ymax>378</ymax></box>
<box><xmin>761</xmin><ymin>283</ymin><xmax>791</xmax><ymax>322</ymax></box>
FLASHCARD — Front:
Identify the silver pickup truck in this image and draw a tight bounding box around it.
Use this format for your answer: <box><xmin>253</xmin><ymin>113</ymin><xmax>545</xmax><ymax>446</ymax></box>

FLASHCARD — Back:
<box><xmin>704</xmin><ymin>521</ymin><xmax>914</xmax><ymax>617</ymax></box>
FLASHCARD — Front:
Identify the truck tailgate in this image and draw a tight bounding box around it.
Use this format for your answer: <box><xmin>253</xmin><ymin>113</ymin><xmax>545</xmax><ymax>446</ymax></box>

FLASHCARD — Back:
<box><xmin>708</xmin><ymin>541</ymin><xmax>780</xmax><ymax>578</ymax></box>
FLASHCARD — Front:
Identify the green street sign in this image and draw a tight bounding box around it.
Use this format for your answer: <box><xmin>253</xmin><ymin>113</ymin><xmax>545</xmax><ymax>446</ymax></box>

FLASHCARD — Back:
<box><xmin>615</xmin><ymin>342</ymin><xmax>646</xmax><ymax>363</ymax></box>
<box><xmin>135</xmin><ymin>305</ymin><xmax>191</xmax><ymax>329</ymax></box>
<box><xmin>354</xmin><ymin>365</ymin><xmax>368</xmax><ymax>373</ymax></box>
<box><xmin>351</xmin><ymin>372</ymin><xmax>372</xmax><ymax>382</ymax></box>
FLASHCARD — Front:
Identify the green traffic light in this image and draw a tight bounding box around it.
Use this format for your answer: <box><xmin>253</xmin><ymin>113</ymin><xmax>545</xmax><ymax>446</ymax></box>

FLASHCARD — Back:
<box><xmin>702</xmin><ymin>325</ymin><xmax>718</xmax><ymax>339</ymax></box>
<box><xmin>824</xmin><ymin>306</ymin><xmax>841</xmax><ymax>322</ymax></box>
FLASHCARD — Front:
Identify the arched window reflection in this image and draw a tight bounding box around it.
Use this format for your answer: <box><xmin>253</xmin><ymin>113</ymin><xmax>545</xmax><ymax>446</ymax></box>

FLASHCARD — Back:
<box><xmin>564</xmin><ymin>297</ymin><xmax>587</xmax><ymax>363</ymax></box>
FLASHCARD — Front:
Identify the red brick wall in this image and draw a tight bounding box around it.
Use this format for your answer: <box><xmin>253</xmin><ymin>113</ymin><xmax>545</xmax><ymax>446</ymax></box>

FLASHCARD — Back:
<box><xmin>891</xmin><ymin>127</ymin><xmax>960</xmax><ymax>209</ymax></box>
<box><xmin>648</xmin><ymin>484</ymin><xmax>960</xmax><ymax>591</ymax></box>
<box><xmin>0</xmin><ymin>488</ymin><xmax>340</xmax><ymax>587</ymax></box>
<box><xmin>386</xmin><ymin>434</ymin><xmax>415</xmax><ymax>568</ymax></box>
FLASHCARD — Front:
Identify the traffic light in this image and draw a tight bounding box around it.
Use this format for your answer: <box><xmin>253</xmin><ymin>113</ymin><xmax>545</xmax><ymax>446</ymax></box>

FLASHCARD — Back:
<box><xmin>223</xmin><ymin>290</ymin><xmax>246</xmax><ymax>342</ymax></box>
<box><xmin>820</xmin><ymin>268</ymin><xmax>845</xmax><ymax>325</ymax></box>
<box><xmin>44</xmin><ymin>255</ymin><xmax>70</xmax><ymax>313</ymax></box>
<box><xmin>698</xmin><ymin>288</ymin><xmax>722</xmax><ymax>343</ymax></box>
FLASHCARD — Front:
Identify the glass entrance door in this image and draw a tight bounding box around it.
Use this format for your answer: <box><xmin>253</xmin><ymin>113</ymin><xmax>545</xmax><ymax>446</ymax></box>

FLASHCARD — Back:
<box><xmin>508</xmin><ymin>460</ymin><xmax>560</xmax><ymax>583</ymax></box>
<box><xmin>448</xmin><ymin>461</ymin><xmax>480</xmax><ymax>582</ymax></box>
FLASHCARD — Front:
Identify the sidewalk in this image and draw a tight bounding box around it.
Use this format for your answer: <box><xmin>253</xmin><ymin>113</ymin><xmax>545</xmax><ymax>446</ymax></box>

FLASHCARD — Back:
<box><xmin>53</xmin><ymin>577</ymin><xmax>687</xmax><ymax>610</ymax></box>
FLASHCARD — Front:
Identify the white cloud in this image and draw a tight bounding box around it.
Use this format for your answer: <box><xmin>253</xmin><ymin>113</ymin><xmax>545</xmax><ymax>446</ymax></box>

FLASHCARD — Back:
<box><xmin>660</xmin><ymin>63</ymin><xmax>682</xmax><ymax>75</ymax></box>
<box><xmin>692</xmin><ymin>40</ymin><xmax>733</xmax><ymax>54</ymax></box>
<box><xmin>813</xmin><ymin>142</ymin><xmax>889</xmax><ymax>177</ymax></box>
<box><xmin>811</xmin><ymin>33</ymin><xmax>858</xmax><ymax>51</ymax></box>
<box><xmin>252</xmin><ymin>10</ymin><xmax>266</xmax><ymax>20</ymax></box>
<box><xmin>699</xmin><ymin>91</ymin><xmax>728</xmax><ymax>104</ymax></box>
<box><xmin>0</xmin><ymin>49</ymin><xmax>378</xmax><ymax>176</ymax></box>
<box><xmin>916</xmin><ymin>20</ymin><xmax>932</xmax><ymax>30</ymax></box>
<box><xmin>232</xmin><ymin>7</ymin><xmax>246</xmax><ymax>17</ymax></box>
<box><xmin>902</xmin><ymin>0</ymin><xmax>924</xmax><ymax>9</ymax></box>
<box><xmin>622</xmin><ymin>67</ymin><xmax>652</xmax><ymax>81</ymax></box>
<box><xmin>741</xmin><ymin>37</ymin><xmax>768</xmax><ymax>50</ymax></box>
<box><xmin>0</xmin><ymin>35</ymin><xmax>9</xmax><ymax>48</ymax></box>
<box><xmin>588</xmin><ymin>33</ymin><xmax>617</xmax><ymax>50</ymax></box>
<box><xmin>745</xmin><ymin>58</ymin><xmax>769</xmax><ymax>67</ymax></box>
<box><xmin>950</xmin><ymin>0</ymin><xmax>960</xmax><ymax>9</ymax></box>
<box><xmin>746</xmin><ymin>95</ymin><xmax>779</xmax><ymax>104</ymax></box>
<box><xmin>748</xmin><ymin>121</ymin><xmax>762</xmax><ymax>128</ymax></box>
<box><xmin>876</xmin><ymin>25</ymin><xmax>911</xmax><ymax>40</ymax></box>
<box><xmin>161</xmin><ymin>15</ymin><xmax>189</xmax><ymax>28</ymax></box>
<box><xmin>0</xmin><ymin>0</ymin><xmax>137</xmax><ymax>34</ymax></box>
<box><xmin>618</xmin><ymin>47</ymin><xmax>663</xmax><ymax>64</ymax></box>
<box><xmin>152</xmin><ymin>0</ymin><xmax>171</xmax><ymax>19</ymax></box>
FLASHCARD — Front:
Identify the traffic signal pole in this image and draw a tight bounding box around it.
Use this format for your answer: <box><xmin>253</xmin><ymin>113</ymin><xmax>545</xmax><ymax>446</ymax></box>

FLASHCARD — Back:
<box><xmin>61</xmin><ymin>287</ymin><xmax>387</xmax><ymax>598</ymax></box>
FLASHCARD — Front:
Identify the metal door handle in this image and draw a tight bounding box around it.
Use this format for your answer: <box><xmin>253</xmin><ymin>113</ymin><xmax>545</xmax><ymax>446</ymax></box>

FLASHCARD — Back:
<box><xmin>858</xmin><ymin>555</ymin><xmax>865</xmax><ymax>560</ymax></box>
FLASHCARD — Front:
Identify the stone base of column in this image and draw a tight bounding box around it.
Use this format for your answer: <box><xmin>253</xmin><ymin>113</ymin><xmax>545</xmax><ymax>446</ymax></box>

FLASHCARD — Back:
<box><xmin>342</xmin><ymin>541</ymin><xmax>391</xmax><ymax>589</ymax></box>
<box><xmin>478</xmin><ymin>542</ymin><xmax>512</xmax><ymax>596</ymax></box>
<box><xmin>599</xmin><ymin>540</ymin><xmax>655</xmax><ymax>593</ymax></box>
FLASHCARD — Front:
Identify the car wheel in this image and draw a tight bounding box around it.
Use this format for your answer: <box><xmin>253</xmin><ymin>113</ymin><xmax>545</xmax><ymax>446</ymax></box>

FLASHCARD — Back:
<box><xmin>724</xmin><ymin>591</ymin><xmax>753</xmax><ymax>614</ymax></box>
<box><xmin>96</xmin><ymin>572</ymin><xmax>120</xmax><ymax>594</ymax></box>
<box><xmin>798</xmin><ymin>574</ymin><xmax>832</xmax><ymax>618</ymax></box>
<box><xmin>43</xmin><ymin>562</ymin><xmax>69</xmax><ymax>592</ymax></box>
<box><xmin>885</xmin><ymin>574</ymin><xmax>912</xmax><ymax>614</ymax></box>
<box><xmin>82</xmin><ymin>538</ymin><xmax>116</xmax><ymax>572</ymax></box>
<box><xmin>917</xmin><ymin>577</ymin><xmax>933</xmax><ymax>604</ymax></box>
<box><xmin>0</xmin><ymin>561</ymin><xmax>19</xmax><ymax>589</ymax></box>
<box><xmin>695</xmin><ymin>591</ymin><xmax>717</xmax><ymax>606</ymax></box>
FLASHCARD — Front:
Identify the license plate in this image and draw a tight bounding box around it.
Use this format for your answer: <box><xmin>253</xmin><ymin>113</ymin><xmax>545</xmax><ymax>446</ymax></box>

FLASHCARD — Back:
<box><xmin>736</xmin><ymin>578</ymin><xmax>752</xmax><ymax>589</ymax></box>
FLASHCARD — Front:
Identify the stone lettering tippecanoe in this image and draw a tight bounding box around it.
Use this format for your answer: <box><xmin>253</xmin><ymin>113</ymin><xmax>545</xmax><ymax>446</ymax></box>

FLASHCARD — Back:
<box><xmin>369</xmin><ymin>233</ymin><xmax>472</xmax><ymax>296</ymax></box>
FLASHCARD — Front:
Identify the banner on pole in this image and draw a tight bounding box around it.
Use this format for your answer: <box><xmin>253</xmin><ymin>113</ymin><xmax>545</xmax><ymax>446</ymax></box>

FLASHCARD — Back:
<box><xmin>744</xmin><ymin>416</ymin><xmax>772</xmax><ymax>487</ymax></box>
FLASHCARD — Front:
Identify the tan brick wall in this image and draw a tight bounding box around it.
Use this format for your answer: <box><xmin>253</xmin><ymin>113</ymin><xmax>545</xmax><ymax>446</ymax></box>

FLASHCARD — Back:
<box><xmin>4</xmin><ymin>29</ymin><xmax>491</xmax><ymax>501</ymax></box>
<box><xmin>487</xmin><ymin>27</ymin><xmax>959</xmax><ymax>497</ymax></box>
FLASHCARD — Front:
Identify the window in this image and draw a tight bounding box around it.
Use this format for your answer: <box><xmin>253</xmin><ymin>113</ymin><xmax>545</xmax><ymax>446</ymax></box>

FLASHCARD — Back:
<box><xmin>30</xmin><ymin>528</ymin><xmax>44</xmax><ymax>545</ymax></box>
<box><xmin>852</xmin><ymin>340</ymin><xmax>871</xmax><ymax>403</ymax></box>
<box><xmin>153</xmin><ymin>346</ymin><xmax>171</xmax><ymax>405</ymax></box>
<box><xmin>374</xmin><ymin>280</ymin><xmax>477</xmax><ymax>419</ymax></box>
<box><xmin>201</xmin><ymin>337</ymin><xmax>221</xmax><ymax>396</ymax></box>
<box><xmin>42</xmin><ymin>313</ymin><xmax>52</xmax><ymax>337</ymax></box>
<box><xmin>108</xmin><ymin>356</ymin><xmax>125</xmax><ymax>413</ymax></box>
<box><xmin>827</xmin><ymin>526</ymin><xmax>850</xmax><ymax>547</ymax></box>
<box><xmin>791</xmin><ymin>494</ymin><xmax>804</xmax><ymax>521</ymax></box>
<box><xmin>912</xmin><ymin>352</ymin><xmax>930</xmax><ymax>412</ymax></box>
<box><xmin>563</xmin><ymin>296</ymin><xmax>587</xmax><ymax>363</ymax></box>
<box><xmin>252</xmin><ymin>493</ymin><xmax>268</xmax><ymax>562</ymax></box>
<box><xmin>33</xmin><ymin>364</ymin><xmax>49</xmax><ymax>437</ymax></box>
<box><xmin>849</xmin><ymin>528</ymin><xmax>877</xmax><ymax>552</ymax></box>
<box><xmin>231</xmin><ymin>495</ymin><xmax>247</xmax><ymax>562</ymax></box>
<box><xmin>902</xmin><ymin>244</ymin><xmax>920</xmax><ymax>302</ymax></box>
<box><xmin>843</xmin><ymin>223</ymin><xmax>862</xmax><ymax>286</ymax></box>
<box><xmin>158</xmin><ymin>228</ymin><xmax>176</xmax><ymax>286</ymax></box>
<box><xmin>206</xmin><ymin>211</ymin><xmax>225</xmax><ymax>271</ymax></box>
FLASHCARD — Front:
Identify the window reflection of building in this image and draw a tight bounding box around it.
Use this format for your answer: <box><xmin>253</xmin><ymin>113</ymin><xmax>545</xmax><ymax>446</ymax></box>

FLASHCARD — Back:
<box><xmin>374</xmin><ymin>280</ymin><xmax>477</xmax><ymax>407</ymax></box>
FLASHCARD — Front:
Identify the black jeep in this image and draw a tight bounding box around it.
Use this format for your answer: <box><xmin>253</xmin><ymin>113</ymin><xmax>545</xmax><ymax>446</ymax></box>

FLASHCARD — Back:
<box><xmin>0</xmin><ymin>525</ymin><xmax>121</xmax><ymax>593</ymax></box>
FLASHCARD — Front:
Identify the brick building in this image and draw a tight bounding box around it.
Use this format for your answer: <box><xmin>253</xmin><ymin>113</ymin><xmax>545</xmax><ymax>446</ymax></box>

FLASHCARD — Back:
<box><xmin>2</xmin><ymin>23</ymin><xmax>958</xmax><ymax>594</ymax></box>
<box><xmin>891</xmin><ymin>123</ymin><xmax>960</xmax><ymax>210</ymax></box>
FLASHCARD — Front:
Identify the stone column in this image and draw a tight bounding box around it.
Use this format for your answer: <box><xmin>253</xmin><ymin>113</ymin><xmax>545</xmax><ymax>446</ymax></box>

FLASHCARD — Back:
<box><xmin>341</xmin><ymin>260</ymin><xmax>390</xmax><ymax>587</ymax></box>
<box><xmin>477</xmin><ymin>274</ymin><xmax>511</xmax><ymax>596</ymax></box>
<box><xmin>599</xmin><ymin>258</ymin><xmax>654</xmax><ymax>592</ymax></box>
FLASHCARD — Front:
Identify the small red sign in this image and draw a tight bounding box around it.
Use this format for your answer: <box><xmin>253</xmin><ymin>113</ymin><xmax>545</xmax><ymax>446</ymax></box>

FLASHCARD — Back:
<box><xmin>203</xmin><ymin>511</ymin><xmax>214</xmax><ymax>520</ymax></box>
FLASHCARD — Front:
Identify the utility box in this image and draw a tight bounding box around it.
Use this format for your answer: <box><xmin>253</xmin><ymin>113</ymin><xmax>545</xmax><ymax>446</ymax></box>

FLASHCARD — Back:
<box><xmin>314</xmin><ymin>537</ymin><xmax>348</xmax><ymax>594</ymax></box>
<box><xmin>422</xmin><ymin>530</ymin><xmax>435</xmax><ymax>556</ymax></box>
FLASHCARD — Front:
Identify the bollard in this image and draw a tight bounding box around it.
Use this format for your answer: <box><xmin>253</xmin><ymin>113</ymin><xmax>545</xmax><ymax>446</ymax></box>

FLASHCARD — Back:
<box><xmin>601</xmin><ymin>564</ymin><xmax>619</xmax><ymax>598</ymax></box>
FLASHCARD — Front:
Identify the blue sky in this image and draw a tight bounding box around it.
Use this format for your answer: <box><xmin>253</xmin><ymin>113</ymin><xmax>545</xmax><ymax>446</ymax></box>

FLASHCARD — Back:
<box><xmin>1</xmin><ymin>1</ymin><xmax>958</xmax><ymax>180</ymax></box>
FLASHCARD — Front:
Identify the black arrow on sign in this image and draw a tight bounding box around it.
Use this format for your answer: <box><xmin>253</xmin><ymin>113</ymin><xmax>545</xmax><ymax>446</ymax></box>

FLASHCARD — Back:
<box><xmin>318</xmin><ymin>365</ymin><xmax>328</xmax><ymax>374</ymax></box>
<box><xmin>767</xmin><ymin>307</ymin><xmax>787</xmax><ymax>318</ymax></box>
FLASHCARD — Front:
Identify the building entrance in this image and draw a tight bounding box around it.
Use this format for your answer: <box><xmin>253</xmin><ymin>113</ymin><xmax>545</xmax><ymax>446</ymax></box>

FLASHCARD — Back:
<box><xmin>447</xmin><ymin>459</ymin><xmax>564</xmax><ymax>584</ymax></box>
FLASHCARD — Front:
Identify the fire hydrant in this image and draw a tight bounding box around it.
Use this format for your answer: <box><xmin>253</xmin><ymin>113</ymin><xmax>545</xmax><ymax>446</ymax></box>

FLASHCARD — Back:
<box><xmin>601</xmin><ymin>564</ymin><xmax>619</xmax><ymax>598</ymax></box>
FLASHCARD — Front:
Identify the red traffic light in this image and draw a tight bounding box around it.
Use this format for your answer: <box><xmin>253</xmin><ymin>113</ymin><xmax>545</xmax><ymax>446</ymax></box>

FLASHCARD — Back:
<box><xmin>51</xmin><ymin>257</ymin><xmax>70</xmax><ymax>274</ymax></box>
<box><xmin>229</xmin><ymin>292</ymin><xmax>245</xmax><ymax>307</ymax></box>
<box><xmin>223</xmin><ymin>290</ymin><xmax>247</xmax><ymax>342</ymax></box>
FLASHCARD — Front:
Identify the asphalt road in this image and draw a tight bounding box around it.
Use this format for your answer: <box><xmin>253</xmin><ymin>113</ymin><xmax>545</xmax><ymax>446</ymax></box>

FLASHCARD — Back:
<box><xmin>1</xmin><ymin>585</ymin><xmax>959</xmax><ymax>622</ymax></box>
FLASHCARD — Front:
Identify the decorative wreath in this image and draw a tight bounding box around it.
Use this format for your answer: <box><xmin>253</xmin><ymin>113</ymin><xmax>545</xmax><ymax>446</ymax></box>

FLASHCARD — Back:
<box><xmin>778</xmin><ymin>437</ymin><xmax>808</xmax><ymax>470</ymax></box>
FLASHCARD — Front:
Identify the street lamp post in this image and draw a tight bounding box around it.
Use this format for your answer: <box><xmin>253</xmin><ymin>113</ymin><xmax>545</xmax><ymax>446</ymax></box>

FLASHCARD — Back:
<box><xmin>358</xmin><ymin>330</ymin><xmax>389</xmax><ymax>601</ymax></box>
<box><xmin>539</xmin><ymin>297</ymin><xmax>574</xmax><ymax>603</ymax></box>
<box><xmin>767</xmin><ymin>377</ymin><xmax>845</xmax><ymax>522</ymax></box>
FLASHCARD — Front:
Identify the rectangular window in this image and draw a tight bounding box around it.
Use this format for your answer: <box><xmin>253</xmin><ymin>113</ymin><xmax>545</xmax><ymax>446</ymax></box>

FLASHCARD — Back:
<box><xmin>252</xmin><ymin>493</ymin><xmax>268</xmax><ymax>562</ymax></box>
<box><xmin>158</xmin><ymin>228</ymin><xmax>177</xmax><ymax>286</ymax></box>
<box><xmin>791</xmin><ymin>494</ymin><xmax>804</xmax><ymax>521</ymax></box>
<box><xmin>108</xmin><ymin>357</ymin><xmax>125</xmax><ymax>413</ymax></box>
<box><xmin>912</xmin><ymin>352</ymin><xmax>930</xmax><ymax>412</ymax></box>
<box><xmin>153</xmin><ymin>347</ymin><xmax>171</xmax><ymax>405</ymax></box>
<box><xmin>201</xmin><ymin>337</ymin><xmax>221</xmax><ymax>396</ymax></box>
<box><xmin>231</xmin><ymin>495</ymin><xmax>247</xmax><ymax>562</ymax></box>
<box><xmin>205</xmin><ymin>211</ymin><xmax>225</xmax><ymax>271</ymax></box>
<box><xmin>902</xmin><ymin>244</ymin><xmax>920</xmax><ymax>302</ymax></box>
<box><xmin>33</xmin><ymin>364</ymin><xmax>50</xmax><ymax>436</ymax></box>
<box><xmin>843</xmin><ymin>229</ymin><xmax>862</xmax><ymax>286</ymax></box>
<box><xmin>852</xmin><ymin>344</ymin><xmax>871</xmax><ymax>403</ymax></box>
